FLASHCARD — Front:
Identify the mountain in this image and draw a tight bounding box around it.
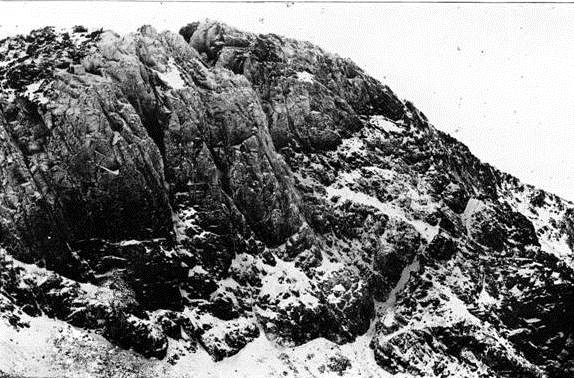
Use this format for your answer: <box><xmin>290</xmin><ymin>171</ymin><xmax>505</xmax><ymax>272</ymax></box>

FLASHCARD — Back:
<box><xmin>0</xmin><ymin>21</ymin><xmax>573</xmax><ymax>378</ymax></box>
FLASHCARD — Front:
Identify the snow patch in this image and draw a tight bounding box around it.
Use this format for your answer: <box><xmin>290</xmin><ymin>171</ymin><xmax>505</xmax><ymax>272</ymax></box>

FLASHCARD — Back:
<box><xmin>119</xmin><ymin>239</ymin><xmax>142</xmax><ymax>247</ymax></box>
<box><xmin>326</xmin><ymin>185</ymin><xmax>438</xmax><ymax>241</ymax></box>
<box><xmin>295</xmin><ymin>71</ymin><xmax>314</xmax><ymax>83</ymax></box>
<box><xmin>188</xmin><ymin>265</ymin><xmax>208</xmax><ymax>276</ymax></box>
<box><xmin>0</xmin><ymin>58</ymin><xmax>15</xmax><ymax>68</ymax></box>
<box><xmin>172</xmin><ymin>206</ymin><xmax>200</xmax><ymax>242</ymax></box>
<box><xmin>462</xmin><ymin>198</ymin><xmax>483</xmax><ymax>222</ymax></box>
<box><xmin>0</xmin><ymin>314</ymin><xmax>155</xmax><ymax>378</ymax></box>
<box><xmin>22</xmin><ymin>79</ymin><xmax>50</xmax><ymax>104</ymax></box>
<box><xmin>259</xmin><ymin>258</ymin><xmax>320</xmax><ymax>309</ymax></box>
<box><xmin>379</xmin><ymin>259</ymin><xmax>421</xmax><ymax>329</ymax></box>
<box><xmin>369</xmin><ymin>115</ymin><xmax>403</xmax><ymax>133</ymax></box>
<box><xmin>477</xmin><ymin>287</ymin><xmax>499</xmax><ymax>307</ymax></box>
<box><xmin>157</xmin><ymin>59</ymin><xmax>187</xmax><ymax>89</ymax></box>
<box><xmin>326</xmin><ymin>186</ymin><xmax>386</xmax><ymax>213</ymax></box>
<box><xmin>501</xmin><ymin>184</ymin><xmax>573</xmax><ymax>264</ymax></box>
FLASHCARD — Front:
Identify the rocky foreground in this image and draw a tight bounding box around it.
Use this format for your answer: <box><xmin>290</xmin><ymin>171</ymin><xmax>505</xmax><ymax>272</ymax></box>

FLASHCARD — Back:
<box><xmin>0</xmin><ymin>21</ymin><xmax>573</xmax><ymax>377</ymax></box>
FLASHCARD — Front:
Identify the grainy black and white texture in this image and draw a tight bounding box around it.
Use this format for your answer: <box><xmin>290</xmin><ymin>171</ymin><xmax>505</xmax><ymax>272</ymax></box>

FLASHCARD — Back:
<box><xmin>0</xmin><ymin>21</ymin><xmax>572</xmax><ymax>377</ymax></box>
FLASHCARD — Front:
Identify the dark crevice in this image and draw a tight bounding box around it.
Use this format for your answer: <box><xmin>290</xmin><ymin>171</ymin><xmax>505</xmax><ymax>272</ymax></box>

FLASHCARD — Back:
<box><xmin>144</xmin><ymin>78</ymin><xmax>170</xmax><ymax>162</ymax></box>
<box><xmin>140</xmin><ymin>106</ymin><xmax>168</xmax><ymax>158</ymax></box>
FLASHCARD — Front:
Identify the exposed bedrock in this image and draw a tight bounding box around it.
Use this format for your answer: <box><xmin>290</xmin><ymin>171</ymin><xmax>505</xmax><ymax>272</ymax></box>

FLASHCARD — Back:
<box><xmin>0</xmin><ymin>21</ymin><xmax>573</xmax><ymax>377</ymax></box>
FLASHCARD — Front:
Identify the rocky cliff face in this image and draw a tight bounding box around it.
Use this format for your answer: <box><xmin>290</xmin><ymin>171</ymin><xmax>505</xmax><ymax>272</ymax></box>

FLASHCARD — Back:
<box><xmin>0</xmin><ymin>22</ymin><xmax>573</xmax><ymax>378</ymax></box>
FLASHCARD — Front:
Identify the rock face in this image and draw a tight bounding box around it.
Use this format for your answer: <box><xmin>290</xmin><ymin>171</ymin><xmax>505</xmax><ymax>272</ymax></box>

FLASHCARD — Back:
<box><xmin>0</xmin><ymin>22</ymin><xmax>573</xmax><ymax>378</ymax></box>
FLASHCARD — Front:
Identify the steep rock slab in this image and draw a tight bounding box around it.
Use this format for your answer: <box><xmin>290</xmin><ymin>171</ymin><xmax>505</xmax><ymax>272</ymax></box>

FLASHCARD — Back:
<box><xmin>181</xmin><ymin>20</ymin><xmax>406</xmax><ymax>152</ymax></box>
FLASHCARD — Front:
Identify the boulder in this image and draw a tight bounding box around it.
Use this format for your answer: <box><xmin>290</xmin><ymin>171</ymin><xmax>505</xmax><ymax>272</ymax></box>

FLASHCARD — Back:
<box><xmin>319</xmin><ymin>268</ymin><xmax>374</xmax><ymax>341</ymax></box>
<box><xmin>465</xmin><ymin>202</ymin><xmax>507</xmax><ymax>252</ymax></box>
<box><xmin>426</xmin><ymin>232</ymin><xmax>458</xmax><ymax>260</ymax></box>
<box><xmin>441</xmin><ymin>183</ymin><xmax>469</xmax><ymax>214</ymax></box>
<box><xmin>374</xmin><ymin>220</ymin><xmax>421</xmax><ymax>298</ymax></box>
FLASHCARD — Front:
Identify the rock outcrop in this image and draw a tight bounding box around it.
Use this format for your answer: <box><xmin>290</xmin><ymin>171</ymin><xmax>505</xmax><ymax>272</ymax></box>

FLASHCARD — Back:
<box><xmin>0</xmin><ymin>21</ymin><xmax>572</xmax><ymax>378</ymax></box>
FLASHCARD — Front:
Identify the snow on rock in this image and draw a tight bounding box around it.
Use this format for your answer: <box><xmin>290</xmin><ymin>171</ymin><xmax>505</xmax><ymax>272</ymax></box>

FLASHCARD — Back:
<box><xmin>1</xmin><ymin>21</ymin><xmax>573</xmax><ymax>378</ymax></box>
<box><xmin>326</xmin><ymin>185</ymin><xmax>386</xmax><ymax>211</ymax></box>
<box><xmin>259</xmin><ymin>259</ymin><xmax>320</xmax><ymax>310</ymax></box>
<box><xmin>462</xmin><ymin>197</ymin><xmax>484</xmax><ymax>226</ymax></box>
<box><xmin>369</xmin><ymin>115</ymin><xmax>404</xmax><ymax>133</ymax></box>
<box><xmin>501</xmin><ymin>182</ymin><xmax>574</xmax><ymax>264</ymax></box>
<box><xmin>0</xmin><ymin>313</ymin><xmax>167</xmax><ymax>378</ymax></box>
<box><xmin>295</xmin><ymin>71</ymin><xmax>314</xmax><ymax>83</ymax></box>
<box><xmin>197</xmin><ymin>316</ymin><xmax>259</xmax><ymax>361</ymax></box>
<box><xmin>476</xmin><ymin>284</ymin><xmax>499</xmax><ymax>308</ymax></box>
<box><xmin>256</xmin><ymin>257</ymin><xmax>326</xmax><ymax>345</ymax></box>
<box><xmin>326</xmin><ymin>184</ymin><xmax>437</xmax><ymax>242</ymax></box>
<box><xmin>22</xmin><ymin>79</ymin><xmax>50</xmax><ymax>104</ymax></box>
<box><xmin>156</xmin><ymin>58</ymin><xmax>187</xmax><ymax>89</ymax></box>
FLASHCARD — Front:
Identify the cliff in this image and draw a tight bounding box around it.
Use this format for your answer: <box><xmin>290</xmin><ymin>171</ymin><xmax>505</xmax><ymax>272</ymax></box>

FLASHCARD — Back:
<box><xmin>0</xmin><ymin>21</ymin><xmax>572</xmax><ymax>377</ymax></box>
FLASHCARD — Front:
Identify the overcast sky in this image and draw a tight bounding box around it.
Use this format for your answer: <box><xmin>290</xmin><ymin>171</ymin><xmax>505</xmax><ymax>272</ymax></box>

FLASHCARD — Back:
<box><xmin>1</xmin><ymin>2</ymin><xmax>573</xmax><ymax>201</ymax></box>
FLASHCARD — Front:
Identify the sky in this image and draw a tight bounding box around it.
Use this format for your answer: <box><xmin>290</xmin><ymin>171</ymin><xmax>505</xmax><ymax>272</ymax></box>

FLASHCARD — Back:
<box><xmin>0</xmin><ymin>1</ymin><xmax>573</xmax><ymax>201</ymax></box>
